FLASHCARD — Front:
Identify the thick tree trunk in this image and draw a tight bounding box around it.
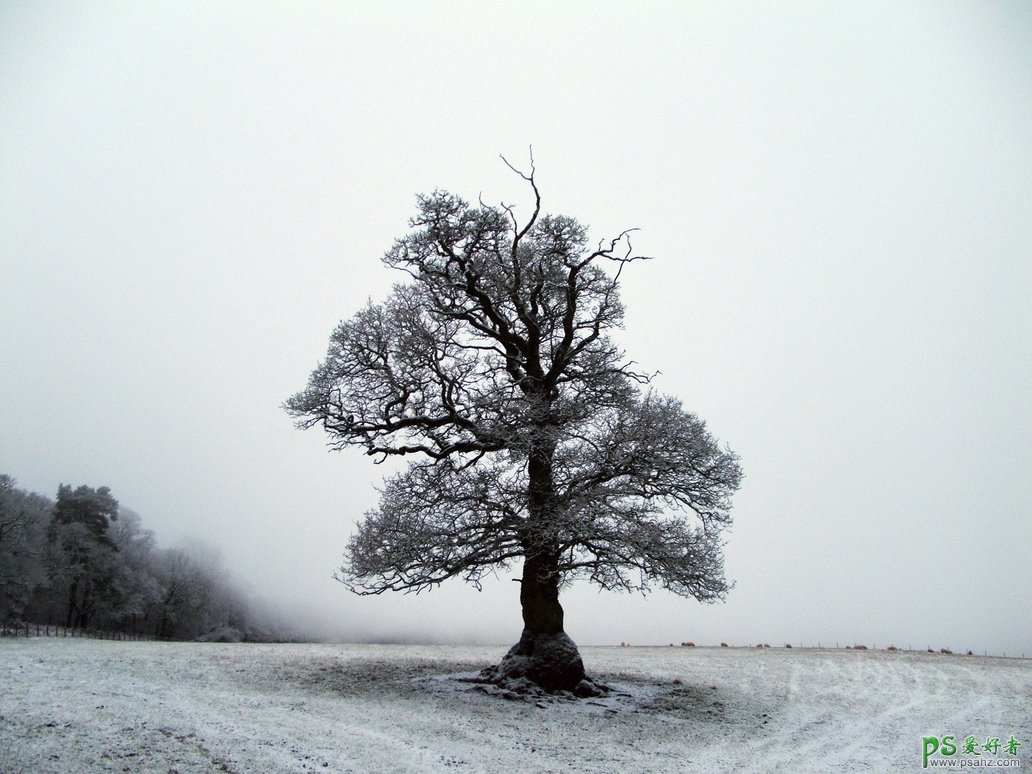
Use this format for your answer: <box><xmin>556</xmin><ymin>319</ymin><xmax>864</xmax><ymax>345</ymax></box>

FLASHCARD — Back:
<box><xmin>520</xmin><ymin>551</ymin><xmax>564</xmax><ymax>634</ymax></box>
<box><xmin>485</xmin><ymin>429</ymin><xmax>592</xmax><ymax>694</ymax></box>
<box><xmin>489</xmin><ymin>551</ymin><xmax>586</xmax><ymax>692</ymax></box>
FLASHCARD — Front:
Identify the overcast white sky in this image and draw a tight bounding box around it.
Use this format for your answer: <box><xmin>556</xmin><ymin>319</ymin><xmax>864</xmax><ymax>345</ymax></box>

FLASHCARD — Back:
<box><xmin>2</xmin><ymin>2</ymin><xmax>1029</xmax><ymax>655</ymax></box>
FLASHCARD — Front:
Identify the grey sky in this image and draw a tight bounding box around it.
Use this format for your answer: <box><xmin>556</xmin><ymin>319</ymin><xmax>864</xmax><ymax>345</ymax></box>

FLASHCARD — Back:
<box><xmin>2</xmin><ymin>2</ymin><xmax>1029</xmax><ymax>654</ymax></box>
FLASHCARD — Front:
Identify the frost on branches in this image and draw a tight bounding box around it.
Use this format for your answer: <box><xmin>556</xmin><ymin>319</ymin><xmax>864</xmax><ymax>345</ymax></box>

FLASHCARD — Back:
<box><xmin>287</xmin><ymin>158</ymin><xmax>742</xmax><ymax>693</ymax></box>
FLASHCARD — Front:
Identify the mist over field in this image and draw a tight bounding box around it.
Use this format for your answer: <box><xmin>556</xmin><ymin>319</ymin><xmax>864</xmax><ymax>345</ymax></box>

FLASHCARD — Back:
<box><xmin>2</xmin><ymin>3</ymin><xmax>1030</xmax><ymax>659</ymax></box>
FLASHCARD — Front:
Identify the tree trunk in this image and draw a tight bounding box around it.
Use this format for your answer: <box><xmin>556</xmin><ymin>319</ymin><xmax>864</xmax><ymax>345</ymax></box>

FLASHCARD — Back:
<box><xmin>65</xmin><ymin>578</ymin><xmax>78</xmax><ymax>629</ymax></box>
<box><xmin>79</xmin><ymin>576</ymin><xmax>93</xmax><ymax>630</ymax></box>
<box><xmin>520</xmin><ymin>551</ymin><xmax>564</xmax><ymax>634</ymax></box>
<box><xmin>488</xmin><ymin>551</ymin><xmax>586</xmax><ymax>692</ymax></box>
<box><xmin>486</xmin><ymin>430</ymin><xmax>590</xmax><ymax>693</ymax></box>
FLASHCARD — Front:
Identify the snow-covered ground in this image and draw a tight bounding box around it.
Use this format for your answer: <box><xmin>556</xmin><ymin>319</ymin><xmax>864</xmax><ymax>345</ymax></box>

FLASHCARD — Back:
<box><xmin>1</xmin><ymin>639</ymin><xmax>1029</xmax><ymax>772</ymax></box>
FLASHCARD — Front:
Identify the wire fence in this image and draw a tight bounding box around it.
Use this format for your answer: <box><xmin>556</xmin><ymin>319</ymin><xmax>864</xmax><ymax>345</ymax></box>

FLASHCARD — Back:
<box><xmin>0</xmin><ymin>622</ymin><xmax>155</xmax><ymax>641</ymax></box>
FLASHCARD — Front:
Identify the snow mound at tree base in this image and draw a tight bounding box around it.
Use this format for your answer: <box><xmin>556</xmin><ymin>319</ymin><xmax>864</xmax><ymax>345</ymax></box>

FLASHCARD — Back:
<box><xmin>476</xmin><ymin>630</ymin><xmax>607</xmax><ymax>696</ymax></box>
<box><xmin>468</xmin><ymin>673</ymin><xmax>612</xmax><ymax>702</ymax></box>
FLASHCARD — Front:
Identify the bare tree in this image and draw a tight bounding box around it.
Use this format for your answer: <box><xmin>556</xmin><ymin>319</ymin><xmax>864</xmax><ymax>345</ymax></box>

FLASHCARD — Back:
<box><xmin>287</xmin><ymin>158</ymin><xmax>742</xmax><ymax>692</ymax></box>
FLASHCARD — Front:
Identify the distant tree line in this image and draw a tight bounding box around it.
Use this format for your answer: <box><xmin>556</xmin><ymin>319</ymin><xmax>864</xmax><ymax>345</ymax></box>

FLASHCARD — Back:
<box><xmin>0</xmin><ymin>475</ymin><xmax>287</xmax><ymax>641</ymax></box>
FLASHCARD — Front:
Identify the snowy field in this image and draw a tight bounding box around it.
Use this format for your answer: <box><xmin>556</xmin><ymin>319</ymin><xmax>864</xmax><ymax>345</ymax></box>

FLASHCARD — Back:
<box><xmin>1</xmin><ymin>639</ymin><xmax>1029</xmax><ymax>772</ymax></box>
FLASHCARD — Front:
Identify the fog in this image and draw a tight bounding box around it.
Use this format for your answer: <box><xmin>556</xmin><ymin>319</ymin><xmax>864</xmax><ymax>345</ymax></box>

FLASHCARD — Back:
<box><xmin>2</xmin><ymin>3</ymin><xmax>1029</xmax><ymax>654</ymax></box>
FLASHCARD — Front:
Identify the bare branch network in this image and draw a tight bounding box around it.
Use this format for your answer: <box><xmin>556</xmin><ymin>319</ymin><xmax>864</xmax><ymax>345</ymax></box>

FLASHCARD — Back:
<box><xmin>287</xmin><ymin>161</ymin><xmax>742</xmax><ymax>607</ymax></box>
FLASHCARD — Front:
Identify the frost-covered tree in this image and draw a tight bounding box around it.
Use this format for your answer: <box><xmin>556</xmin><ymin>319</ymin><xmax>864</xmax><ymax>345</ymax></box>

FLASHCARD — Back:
<box><xmin>106</xmin><ymin>508</ymin><xmax>162</xmax><ymax>633</ymax></box>
<box><xmin>287</xmin><ymin>159</ymin><xmax>742</xmax><ymax>692</ymax></box>
<box><xmin>49</xmin><ymin>484</ymin><xmax>121</xmax><ymax>628</ymax></box>
<box><xmin>149</xmin><ymin>541</ymin><xmax>248</xmax><ymax>641</ymax></box>
<box><xmin>0</xmin><ymin>476</ymin><xmax>51</xmax><ymax>622</ymax></box>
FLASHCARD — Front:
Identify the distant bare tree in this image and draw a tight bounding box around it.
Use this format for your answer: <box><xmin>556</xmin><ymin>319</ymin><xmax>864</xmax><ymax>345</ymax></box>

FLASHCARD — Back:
<box><xmin>287</xmin><ymin>158</ymin><xmax>742</xmax><ymax>692</ymax></box>
<box><xmin>106</xmin><ymin>508</ymin><xmax>162</xmax><ymax>633</ymax></box>
<box><xmin>152</xmin><ymin>543</ymin><xmax>247</xmax><ymax>641</ymax></box>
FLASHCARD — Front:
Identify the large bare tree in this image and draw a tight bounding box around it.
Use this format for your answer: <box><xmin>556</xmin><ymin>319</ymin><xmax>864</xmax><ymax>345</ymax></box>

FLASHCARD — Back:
<box><xmin>287</xmin><ymin>159</ymin><xmax>742</xmax><ymax>692</ymax></box>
